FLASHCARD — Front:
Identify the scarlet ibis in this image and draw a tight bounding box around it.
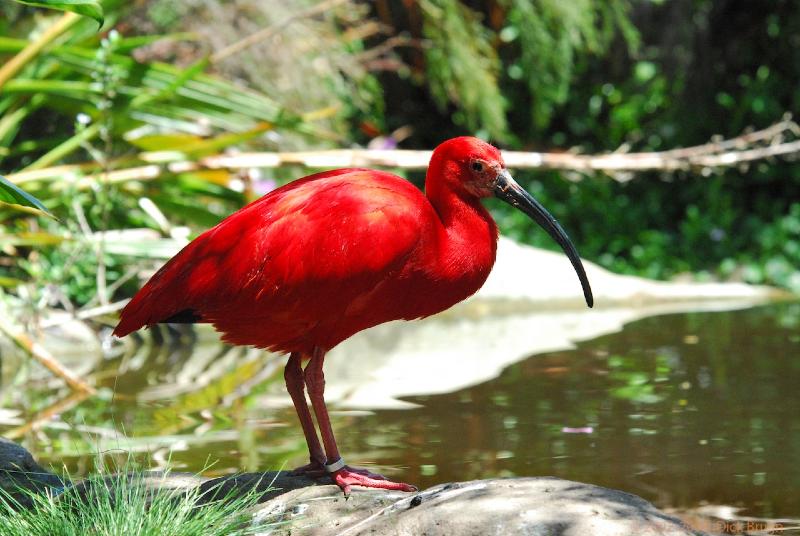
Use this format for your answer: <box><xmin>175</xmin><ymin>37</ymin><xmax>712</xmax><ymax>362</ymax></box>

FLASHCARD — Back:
<box><xmin>114</xmin><ymin>137</ymin><xmax>593</xmax><ymax>494</ymax></box>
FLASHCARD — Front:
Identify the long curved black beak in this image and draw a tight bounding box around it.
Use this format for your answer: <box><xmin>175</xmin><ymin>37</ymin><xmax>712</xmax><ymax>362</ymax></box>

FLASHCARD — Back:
<box><xmin>494</xmin><ymin>170</ymin><xmax>594</xmax><ymax>308</ymax></box>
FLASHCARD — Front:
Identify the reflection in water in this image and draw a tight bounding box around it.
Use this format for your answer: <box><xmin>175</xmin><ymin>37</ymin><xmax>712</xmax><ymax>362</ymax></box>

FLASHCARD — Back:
<box><xmin>349</xmin><ymin>303</ymin><xmax>800</xmax><ymax>519</ymax></box>
<box><xmin>1</xmin><ymin>303</ymin><xmax>799</xmax><ymax>521</ymax></box>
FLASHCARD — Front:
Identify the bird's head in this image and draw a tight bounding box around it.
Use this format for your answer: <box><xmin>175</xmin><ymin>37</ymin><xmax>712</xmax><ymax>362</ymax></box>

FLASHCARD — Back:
<box><xmin>427</xmin><ymin>136</ymin><xmax>506</xmax><ymax>199</ymax></box>
<box><xmin>428</xmin><ymin>136</ymin><xmax>594</xmax><ymax>308</ymax></box>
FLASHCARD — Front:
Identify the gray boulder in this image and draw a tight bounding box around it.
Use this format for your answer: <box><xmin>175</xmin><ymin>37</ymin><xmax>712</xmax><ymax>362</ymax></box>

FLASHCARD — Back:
<box><xmin>0</xmin><ymin>437</ymin><xmax>64</xmax><ymax>508</ymax></box>
<box><xmin>246</xmin><ymin>475</ymin><xmax>705</xmax><ymax>536</ymax></box>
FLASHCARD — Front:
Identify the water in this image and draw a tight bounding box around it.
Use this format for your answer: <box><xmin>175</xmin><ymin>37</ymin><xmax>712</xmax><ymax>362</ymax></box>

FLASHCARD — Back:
<box><xmin>1</xmin><ymin>302</ymin><xmax>799</xmax><ymax>526</ymax></box>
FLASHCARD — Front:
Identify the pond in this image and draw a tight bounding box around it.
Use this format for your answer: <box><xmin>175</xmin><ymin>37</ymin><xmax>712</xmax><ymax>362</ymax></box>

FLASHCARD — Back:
<box><xmin>1</xmin><ymin>301</ymin><xmax>799</xmax><ymax>527</ymax></box>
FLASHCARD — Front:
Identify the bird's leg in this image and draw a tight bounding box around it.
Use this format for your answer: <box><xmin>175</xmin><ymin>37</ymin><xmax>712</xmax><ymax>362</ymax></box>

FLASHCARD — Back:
<box><xmin>304</xmin><ymin>347</ymin><xmax>417</xmax><ymax>495</ymax></box>
<box><xmin>284</xmin><ymin>352</ymin><xmax>327</xmax><ymax>476</ymax></box>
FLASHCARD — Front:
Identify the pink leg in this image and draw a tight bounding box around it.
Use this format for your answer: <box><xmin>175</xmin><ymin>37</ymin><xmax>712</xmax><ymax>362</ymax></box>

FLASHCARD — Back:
<box><xmin>284</xmin><ymin>352</ymin><xmax>326</xmax><ymax>476</ymax></box>
<box><xmin>304</xmin><ymin>347</ymin><xmax>417</xmax><ymax>495</ymax></box>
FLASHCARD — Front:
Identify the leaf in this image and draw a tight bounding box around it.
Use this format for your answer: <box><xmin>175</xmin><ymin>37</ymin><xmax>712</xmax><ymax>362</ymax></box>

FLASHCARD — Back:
<box><xmin>0</xmin><ymin>276</ymin><xmax>25</xmax><ymax>287</ymax></box>
<box><xmin>174</xmin><ymin>123</ymin><xmax>273</xmax><ymax>158</ymax></box>
<box><xmin>126</xmin><ymin>133</ymin><xmax>204</xmax><ymax>151</ymax></box>
<box><xmin>0</xmin><ymin>231</ymin><xmax>65</xmax><ymax>246</ymax></box>
<box><xmin>419</xmin><ymin>0</ymin><xmax>508</xmax><ymax>140</ymax></box>
<box><xmin>0</xmin><ymin>175</ymin><xmax>55</xmax><ymax>218</ymax></box>
<box><xmin>10</xmin><ymin>0</ymin><xmax>104</xmax><ymax>27</ymax></box>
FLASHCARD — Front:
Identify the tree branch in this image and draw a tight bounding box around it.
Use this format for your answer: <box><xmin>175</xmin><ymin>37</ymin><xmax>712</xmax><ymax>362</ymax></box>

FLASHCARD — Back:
<box><xmin>6</xmin><ymin>118</ymin><xmax>800</xmax><ymax>187</ymax></box>
<box><xmin>198</xmin><ymin>117</ymin><xmax>800</xmax><ymax>174</ymax></box>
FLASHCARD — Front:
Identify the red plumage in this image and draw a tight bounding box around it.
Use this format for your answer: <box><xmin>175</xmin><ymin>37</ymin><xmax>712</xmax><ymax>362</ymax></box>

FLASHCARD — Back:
<box><xmin>114</xmin><ymin>150</ymin><xmax>498</xmax><ymax>354</ymax></box>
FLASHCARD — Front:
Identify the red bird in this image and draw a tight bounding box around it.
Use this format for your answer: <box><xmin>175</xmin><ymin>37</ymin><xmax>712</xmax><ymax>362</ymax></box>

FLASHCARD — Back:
<box><xmin>114</xmin><ymin>137</ymin><xmax>593</xmax><ymax>494</ymax></box>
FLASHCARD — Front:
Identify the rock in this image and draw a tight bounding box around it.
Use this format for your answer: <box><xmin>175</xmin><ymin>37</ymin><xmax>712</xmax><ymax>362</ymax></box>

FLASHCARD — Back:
<box><xmin>198</xmin><ymin>471</ymin><xmax>317</xmax><ymax>503</ymax></box>
<box><xmin>0</xmin><ymin>437</ymin><xmax>64</xmax><ymax>508</ymax></box>
<box><xmin>248</xmin><ymin>476</ymin><xmax>706</xmax><ymax>536</ymax></box>
<box><xmin>0</xmin><ymin>442</ymin><xmax>706</xmax><ymax>535</ymax></box>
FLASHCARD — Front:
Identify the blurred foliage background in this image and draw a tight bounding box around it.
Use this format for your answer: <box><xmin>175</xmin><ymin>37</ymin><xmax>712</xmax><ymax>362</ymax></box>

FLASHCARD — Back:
<box><xmin>1</xmin><ymin>0</ymin><xmax>799</xmax><ymax>316</ymax></box>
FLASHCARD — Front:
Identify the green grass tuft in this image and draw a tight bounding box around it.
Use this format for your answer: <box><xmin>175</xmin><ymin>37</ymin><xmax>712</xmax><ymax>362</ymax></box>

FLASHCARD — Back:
<box><xmin>0</xmin><ymin>469</ymin><xmax>273</xmax><ymax>536</ymax></box>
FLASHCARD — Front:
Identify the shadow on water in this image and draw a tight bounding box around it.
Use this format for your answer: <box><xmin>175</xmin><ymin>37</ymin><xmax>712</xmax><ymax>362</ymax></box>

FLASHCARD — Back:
<box><xmin>1</xmin><ymin>301</ymin><xmax>799</xmax><ymax>521</ymax></box>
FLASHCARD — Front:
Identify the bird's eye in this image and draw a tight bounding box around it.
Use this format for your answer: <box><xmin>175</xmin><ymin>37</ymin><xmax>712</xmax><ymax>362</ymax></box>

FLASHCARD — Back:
<box><xmin>471</xmin><ymin>161</ymin><xmax>484</xmax><ymax>172</ymax></box>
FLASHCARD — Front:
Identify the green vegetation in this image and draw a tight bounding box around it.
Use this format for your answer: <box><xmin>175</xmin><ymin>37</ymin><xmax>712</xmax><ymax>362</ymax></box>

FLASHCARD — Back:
<box><xmin>418</xmin><ymin>0</ymin><xmax>637</xmax><ymax>141</ymax></box>
<box><xmin>0</xmin><ymin>175</ymin><xmax>52</xmax><ymax>218</ymax></box>
<box><xmin>8</xmin><ymin>0</ymin><xmax>103</xmax><ymax>26</ymax></box>
<box><xmin>503</xmin><ymin>2</ymin><xmax>800</xmax><ymax>292</ymax></box>
<box><xmin>0</xmin><ymin>468</ymin><xmax>269</xmax><ymax>536</ymax></box>
<box><xmin>0</xmin><ymin>0</ymin><xmax>798</xmax><ymax>313</ymax></box>
<box><xmin>393</xmin><ymin>1</ymin><xmax>800</xmax><ymax>292</ymax></box>
<box><xmin>0</xmin><ymin>0</ymin><xmax>356</xmax><ymax>306</ymax></box>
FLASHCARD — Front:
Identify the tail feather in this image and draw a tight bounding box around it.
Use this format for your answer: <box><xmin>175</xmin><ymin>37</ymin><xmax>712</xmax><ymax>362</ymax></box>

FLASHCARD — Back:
<box><xmin>113</xmin><ymin>248</ymin><xmax>198</xmax><ymax>338</ymax></box>
<box><xmin>113</xmin><ymin>278</ymin><xmax>179</xmax><ymax>337</ymax></box>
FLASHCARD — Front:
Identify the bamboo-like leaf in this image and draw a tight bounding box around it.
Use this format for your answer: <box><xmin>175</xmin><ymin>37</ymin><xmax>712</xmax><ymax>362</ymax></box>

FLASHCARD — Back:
<box><xmin>9</xmin><ymin>0</ymin><xmax>104</xmax><ymax>27</ymax></box>
<box><xmin>0</xmin><ymin>231</ymin><xmax>66</xmax><ymax>246</ymax></box>
<box><xmin>137</xmin><ymin>123</ymin><xmax>273</xmax><ymax>159</ymax></box>
<box><xmin>0</xmin><ymin>276</ymin><xmax>25</xmax><ymax>287</ymax></box>
<box><xmin>126</xmin><ymin>133</ymin><xmax>204</xmax><ymax>151</ymax></box>
<box><xmin>0</xmin><ymin>175</ymin><xmax>55</xmax><ymax>217</ymax></box>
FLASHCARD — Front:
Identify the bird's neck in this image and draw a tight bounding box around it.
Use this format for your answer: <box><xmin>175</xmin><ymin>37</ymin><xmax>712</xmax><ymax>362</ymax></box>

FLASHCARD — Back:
<box><xmin>425</xmin><ymin>173</ymin><xmax>499</xmax><ymax>283</ymax></box>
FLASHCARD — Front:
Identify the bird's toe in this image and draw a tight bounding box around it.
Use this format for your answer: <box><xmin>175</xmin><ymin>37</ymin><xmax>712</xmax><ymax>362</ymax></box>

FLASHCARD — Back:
<box><xmin>332</xmin><ymin>466</ymin><xmax>417</xmax><ymax>494</ymax></box>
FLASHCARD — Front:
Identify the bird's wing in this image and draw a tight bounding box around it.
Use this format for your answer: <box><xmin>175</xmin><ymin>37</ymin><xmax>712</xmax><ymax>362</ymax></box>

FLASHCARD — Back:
<box><xmin>114</xmin><ymin>169</ymin><xmax>432</xmax><ymax>348</ymax></box>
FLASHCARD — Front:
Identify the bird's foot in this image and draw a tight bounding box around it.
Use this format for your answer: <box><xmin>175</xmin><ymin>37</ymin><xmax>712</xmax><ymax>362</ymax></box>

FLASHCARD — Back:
<box><xmin>289</xmin><ymin>459</ymin><xmax>327</xmax><ymax>478</ymax></box>
<box><xmin>331</xmin><ymin>465</ymin><xmax>417</xmax><ymax>496</ymax></box>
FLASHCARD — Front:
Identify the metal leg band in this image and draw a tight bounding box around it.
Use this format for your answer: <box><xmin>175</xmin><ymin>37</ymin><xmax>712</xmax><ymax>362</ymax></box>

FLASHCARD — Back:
<box><xmin>324</xmin><ymin>457</ymin><xmax>346</xmax><ymax>473</ymax></box>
